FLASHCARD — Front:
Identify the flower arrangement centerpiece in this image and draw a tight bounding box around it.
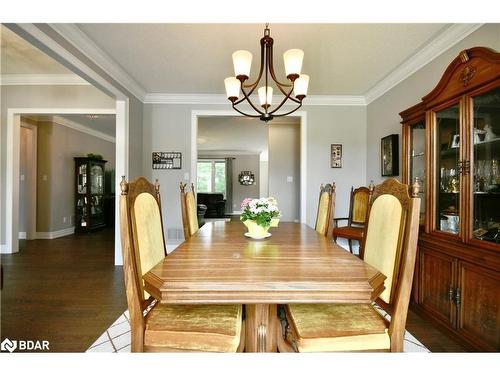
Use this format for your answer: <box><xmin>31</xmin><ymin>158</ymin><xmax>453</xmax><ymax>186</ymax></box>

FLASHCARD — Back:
<box><xmin>240</xmin><ymin>197</ymin><xmax>281</xmax><ymax>239</ymax></box>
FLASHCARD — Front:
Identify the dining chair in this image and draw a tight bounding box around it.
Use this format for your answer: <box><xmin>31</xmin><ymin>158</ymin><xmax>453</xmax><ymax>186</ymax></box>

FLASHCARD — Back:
<box><xmin>120</xmin><ymin>176</ymin><xmax>244</xmax><ymax>352</ymax></box>
<box><xmin>332</xmin><ymin>184</ymin><xmax>372</xmax><ymax>254</ymax></box>
<box><xmin>314</xmin><ymin>183</ymin><xmax>336</xmax><ymax>238</ymax></box>
<box><xmin>180</xmin><ymin>182</ymin><xmax>199</xmax><ymax>239</ymax></box>
<box><xmin>279</xmin><ymin>178</ymin><xmax>421</xmax><ymax>352</ymax></box>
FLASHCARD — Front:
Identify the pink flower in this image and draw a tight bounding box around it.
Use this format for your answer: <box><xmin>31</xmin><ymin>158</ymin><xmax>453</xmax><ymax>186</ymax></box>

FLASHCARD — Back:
<box><xmin>241</xmin><ymin>198</ymin><xmax>253</xmax><ymax>210</ymax></box>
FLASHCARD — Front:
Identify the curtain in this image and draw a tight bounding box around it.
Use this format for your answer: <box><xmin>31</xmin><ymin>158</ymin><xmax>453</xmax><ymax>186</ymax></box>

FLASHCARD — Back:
<box><xmin>225</xmin><ymin>158</ymin><xmax>234</xmax><ymax>214</ymax></box>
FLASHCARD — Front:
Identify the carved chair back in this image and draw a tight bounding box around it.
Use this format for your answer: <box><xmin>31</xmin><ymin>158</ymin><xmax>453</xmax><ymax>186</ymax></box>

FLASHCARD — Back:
<box><xmin>119</xmin><ymin>176</ymin><xmax>167</xmax><ymax>351</ymax></box>
<box><xmin>360</xmin><ymin>178</ymin><xmax>421</xmax><ymax>351</ymax></box>
<box><xmin>349</xmin><ymin>186</ymin><xmax>371</xmax><ymax>226</ymax></box>
<box><xmin>315</xmin><ymin>183</ymin><xmax>336</xmax><ymax>238</ymax></box>
<box><xmin>180</xmin><ymin>182</ymin><xmax>199</xmax><ymax>239</ymax></box>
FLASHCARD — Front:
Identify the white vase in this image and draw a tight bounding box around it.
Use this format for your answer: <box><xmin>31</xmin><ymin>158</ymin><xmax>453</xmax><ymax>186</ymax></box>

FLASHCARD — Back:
<box><xmin>243</xmin><ymin>220</ymin><xmax>271</xmax><ymax>239</ymax></box>
<box><xmin>270</xmin><ymin>218</ymin><xmax>280</xmax><ymax>227</ymax></box>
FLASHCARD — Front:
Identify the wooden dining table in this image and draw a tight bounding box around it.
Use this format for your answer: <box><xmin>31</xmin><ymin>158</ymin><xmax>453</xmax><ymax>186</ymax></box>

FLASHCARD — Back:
<box><xmin>143</xmin><ymin>221</ymin><xmax>386</xmax><ymax>352</ymax></box>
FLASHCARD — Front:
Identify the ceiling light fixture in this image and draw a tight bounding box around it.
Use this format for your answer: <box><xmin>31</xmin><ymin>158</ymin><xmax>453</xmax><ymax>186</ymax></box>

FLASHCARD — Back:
<box><xmin>224</xmin><ymin>24</ymin><xmax>309</xmax><ymax>123</ymax></box>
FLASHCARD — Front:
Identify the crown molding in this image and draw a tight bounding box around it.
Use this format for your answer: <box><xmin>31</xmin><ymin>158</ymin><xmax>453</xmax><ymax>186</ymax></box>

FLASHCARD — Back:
<box><xmin>49</xmin><ymin>23</ymin><xmax>147</xmax><ymax>101</ymax></box>
<box><xmin>51</xmin><ymin>115</ymin><xmax>116</xmax><ymax>143</ymax></box>
<box><xmin>144</xmin><ymin>93</ymin><xmax>366</xmax><ymax>106</ymax></box>
<box><xmin>364</xmin><ymin>23</ymin><xmax>484</xmax><ymax>105</ymax></box>
<box><xmin>0</xmin><ymin>74</ymin><xmax>90</xmax><ymax>86</ymax></box>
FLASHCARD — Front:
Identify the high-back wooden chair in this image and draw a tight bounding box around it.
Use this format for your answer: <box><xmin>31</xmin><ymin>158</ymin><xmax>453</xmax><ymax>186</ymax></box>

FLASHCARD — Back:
<box><xmin>280</xmin><ymin>178</ymin><xmax>421</xmax><ymax>352</ymax></box>
<box><xmin>120</xmin><ymin>176</ymin><xmax>244</xmax><ymax>352</ymax></box>
<box><xmin>180</xmin><ymin>182</ymin><xmax>199</xmax><ymax>239</ymax></box>
<box><xmin>315</xmin><ymin>183</ymin><xmax>336</xmax><ymax>238</ymax></box>
<box><xmin>332</xmin><ymin>185</ymin><xmax>372</xmax><ymax>254</ymax></box>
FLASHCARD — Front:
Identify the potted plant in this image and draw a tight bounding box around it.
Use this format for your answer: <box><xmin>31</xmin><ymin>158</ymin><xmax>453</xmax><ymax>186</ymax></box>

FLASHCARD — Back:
<box><xmin>240</xmin><ymin>197</ymin><xmax>281</xmax><ymax>239</ymax></box>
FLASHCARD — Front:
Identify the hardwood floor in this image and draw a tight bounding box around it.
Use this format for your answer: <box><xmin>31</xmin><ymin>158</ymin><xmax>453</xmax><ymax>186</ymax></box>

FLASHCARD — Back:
<box><xmin>0</xmin><ymin>227</ymin><xmax>468</xmax><ymax>352</ymax></box>
<box><xmin>0</xmin><ymin>228</ymin><xmax>127</xmax><ymax>352</ymax></box>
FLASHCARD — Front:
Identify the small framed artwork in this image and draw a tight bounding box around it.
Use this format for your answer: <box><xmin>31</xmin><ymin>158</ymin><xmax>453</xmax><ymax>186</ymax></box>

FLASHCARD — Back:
<box><xmin>381</xmin><ymin>134</ymin><xmax>399</xmax><ymax>176</ymax></box>
<box><xmin>152</xmin><ymin>152</ymin><xmax>182</xmax><ymax>170</ymax></box>
<box><xmin>331</xmin><ymin>144</ymin><xmax>342</xmax><ymax>168</ymax></box>
<box><xmin>450</xmin><ymin>133</ymin><xmax>460</xmax><ymax>148</ymax></box>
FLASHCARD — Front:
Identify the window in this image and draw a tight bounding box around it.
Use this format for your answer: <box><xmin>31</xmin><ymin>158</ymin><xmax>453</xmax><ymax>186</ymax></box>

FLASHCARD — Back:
<box><xmin>197</xmin><ymin>159</ymin><xmax>226</xmax><ymax>196</ymax></box>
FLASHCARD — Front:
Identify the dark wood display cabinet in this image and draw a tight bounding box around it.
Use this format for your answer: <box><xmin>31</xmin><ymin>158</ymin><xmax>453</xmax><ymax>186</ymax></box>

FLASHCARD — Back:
<box><xmin>74</xmin><ymin>157</ymin><xmax>107</xmax><ymax>233</ymax></box>
<box><xmin>400</xmin><ymin>47</ymin><xmax>500</xmax><ymax>351</ymax></box>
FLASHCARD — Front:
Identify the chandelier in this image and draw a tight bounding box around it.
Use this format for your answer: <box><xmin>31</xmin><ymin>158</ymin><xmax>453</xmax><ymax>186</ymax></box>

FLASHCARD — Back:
<box><xmin>224</xmin><ymin>24</ymin><xmax>309</xmax><ymax>122</ymax></box>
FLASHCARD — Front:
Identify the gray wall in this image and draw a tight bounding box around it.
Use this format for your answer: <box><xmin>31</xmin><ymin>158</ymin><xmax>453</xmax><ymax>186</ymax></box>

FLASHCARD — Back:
<box><xmin>142</xmin><ymin>103</ymin><xmax>367</xmax><ymax>240</ymax></box>
<box><xmin>232</xmin><ymin>155</ymin><xmax>260</xmax><ymax>211</ymax></box>
<box><xmin>128</xmin><ymin>96</ymin><xmax>144</xmax><ymax>180</ymax></box>
<box><xmin>269</xmin><ymin>122</ymin><xmax>301</xmax><ymax>222</ymax></box>
<box><xmin>35</xmin><ymin>120</ymin><xmax>115</xmax><ymax>233</ymax></box>
<box><xmin>304</xmin><ymin>105</ymin><xmax>367</xmax><ymax>227</ymax></box>
<box><xmin>0</xmin><ymin>84</ymin><xmax>115</xmax><ymax>246</ymax></box>
<box><xmin>366</xmin><ymin>24</ymin><xmax>500</xmax><ymax>184</ymax></box>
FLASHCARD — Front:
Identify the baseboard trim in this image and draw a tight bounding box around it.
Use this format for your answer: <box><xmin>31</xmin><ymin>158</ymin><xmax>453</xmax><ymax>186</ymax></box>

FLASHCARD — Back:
<box><xmin>35</xmin><ymin>227</ymin><xmax>75</xmax><ymax>239</ymax></box>
<box><xmin>19</xmin><ymin>232</ymin><xmax>27</xmax><ymax>239</ymax></box>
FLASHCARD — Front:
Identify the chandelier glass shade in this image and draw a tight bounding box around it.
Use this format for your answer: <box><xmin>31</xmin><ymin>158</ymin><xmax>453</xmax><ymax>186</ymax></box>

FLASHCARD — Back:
<box><xmin>224</xmin><ymin>24</ymin><xmax>309</xmax><ymax>122</ymax></box>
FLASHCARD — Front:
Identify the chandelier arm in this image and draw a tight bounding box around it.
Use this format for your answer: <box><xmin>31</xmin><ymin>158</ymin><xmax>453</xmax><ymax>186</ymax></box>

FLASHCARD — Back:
<box><xmin>272</xmin><ymin>102</ymin><xmax>303</xmax><ymax>117</ymax></box>
<box><xmin>239</xmin><ymin>86</ymin><xmax>265</xmax><ymax>115</ymax></box>
<box><xmin>242</xmin><ymin>41</ymin><xmax>265</xmax><ymax>93</ymax></box>
<box><xmin>268</xmin><ymin>45</ymin><xmax>292</xmax><ymax>90</ymax></box>
<box><xmin>231</xmin><ymin>103</ymin><xmax>262</xmax><ymax>118</ymax></box>
<box><xmin>268</xmin><ymin>85</ymin><xmax>297</xmax><ymax>115</ymax></box>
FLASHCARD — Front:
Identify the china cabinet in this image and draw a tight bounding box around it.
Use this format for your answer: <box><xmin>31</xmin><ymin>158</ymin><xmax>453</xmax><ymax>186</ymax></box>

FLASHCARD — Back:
<box><xmin>74</xmin><ymin>157</ymin><xmax>107</xmax><ymax>233</ymax></box>
<box><xmin>400</xmin><ymin>47</ymin><xmax>500</xmax><ymax>351</ymax></box>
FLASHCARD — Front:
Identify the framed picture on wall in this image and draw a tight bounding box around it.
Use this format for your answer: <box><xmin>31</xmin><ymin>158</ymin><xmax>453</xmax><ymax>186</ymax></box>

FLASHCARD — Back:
<box><xmin>331</xmin><ymin>144</ymin><xmax>342</xmax><ymax>168</ymax></box>
<box><xmin>381</xmin><ymin>134</ymin><xmax>399</xmax><ymax>176</ymax></box>
<box><xmin>152</xmin><ymin>152</ymin><xmax>182</xmax><ymax>169</ymax></box>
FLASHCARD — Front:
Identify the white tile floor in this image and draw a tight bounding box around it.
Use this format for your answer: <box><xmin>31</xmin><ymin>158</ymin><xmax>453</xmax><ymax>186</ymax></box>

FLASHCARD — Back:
<box><xmin>88</xmin><ymin>237</ymin><xmax>430</xmax><ymax>353</ymax></box>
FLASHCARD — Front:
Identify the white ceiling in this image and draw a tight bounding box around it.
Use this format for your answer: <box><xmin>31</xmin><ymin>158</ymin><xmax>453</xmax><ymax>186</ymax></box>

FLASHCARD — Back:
<box><xmin>76</xmin><ymin>23</ymin><xmax>448</xmax><ymax>95</ymax></box>
<box><xmin>59</xmin><ymin>114</ymin><xmax>116</xmax><ymax>136</ymax></box>
<box><xmin>0</xmin><ymin>25</ymin><xmax>74</xmax><ymax>75</ymax></box>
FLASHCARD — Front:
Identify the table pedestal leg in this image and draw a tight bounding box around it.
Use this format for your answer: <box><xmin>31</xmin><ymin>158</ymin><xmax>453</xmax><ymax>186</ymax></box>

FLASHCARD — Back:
<box><xmin>245</xmin><ymin>304</ymin><xmax>278</xmax><ymax>352</ymax></box>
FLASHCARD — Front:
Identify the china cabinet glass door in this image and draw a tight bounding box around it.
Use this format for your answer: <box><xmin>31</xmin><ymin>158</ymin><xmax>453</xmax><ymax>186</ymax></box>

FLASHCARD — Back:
<box><xmin>76</xmin><ymin>163</ymin><xmax>88</xmax><ymax>227</ymax></box>
<box><xmin>409</xmin><ymin>122</ymin><xmax>426</xmax><ymax>225</ymax></box>
<box><xmin>435</xmin><ymin>104</ymin><xmax>461</xmax><ymax>235</ymax></box>
<box><xmin>471</xmin><ymin>87</ymin><xmax>500</xmax><ymax>244</ymax></box>
<box><xmin>90</xmin><ymin>163</ymin><xmax>105</xmax><ymax>226</ymax></box>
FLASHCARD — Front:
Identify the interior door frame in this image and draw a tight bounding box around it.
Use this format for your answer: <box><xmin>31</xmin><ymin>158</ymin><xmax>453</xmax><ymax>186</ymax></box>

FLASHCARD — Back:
<box><xmin>4</xmin><ymin>107</ymin><xmax>123</xmax><ymax>257</ymax></box>
<box><xmin>191</xmin><ymin>110</ymin><xmax>307</xmax><ymax>224</ymax></box>
<box><xmin>19</xmin><ymin>120</ymin><xmax>38</xmax><ymax>240</ymax></box>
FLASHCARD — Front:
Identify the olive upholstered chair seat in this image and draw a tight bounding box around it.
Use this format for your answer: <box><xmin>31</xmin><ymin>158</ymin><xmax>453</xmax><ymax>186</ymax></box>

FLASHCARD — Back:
<box><xmin>285</xmin><ymin>304</ymin><xmax>389</xmax><ymax>352</ymax></box>
<box><xmin>145</xmin><ymin>304</ymin><xmax>243</xmax><ymax>352</ymax></box>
